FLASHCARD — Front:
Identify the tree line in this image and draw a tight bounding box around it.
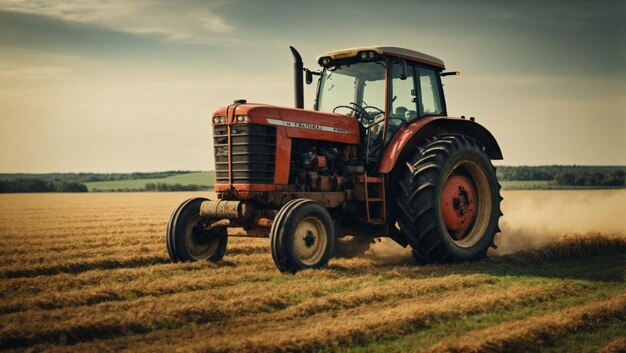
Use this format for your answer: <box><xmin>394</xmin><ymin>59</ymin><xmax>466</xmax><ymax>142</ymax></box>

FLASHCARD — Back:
<box><xmin>0</xmin><ymin>179</ymin><xmax>211</xmax><ymax>193</ymax></box>
<box><xmin>0</xmin><ymin>178</ymin><xmax>88</xmax><ymax>193</ymax></box>
<box><xmin>144</xmin><ymin>183</ymin><xmax>209</xmax><ymax>191</ymax></box>
<box><xmin>553</xmin><ymin>170</ymin><xmax>624</xmax><ymax>187</ymax></box>
<box><xmin>495</xmin><ymin>166</ymin><xmax>624</xmax><ymax>187</ymax></box>
<box><xmin>496</xmin><ymin>165</ymin><xmax>624</xmax><ymax>181</ymax></box>
<box><xmin>0</xmin><ymin>171</ymin><xmax>194</xmax><ymax>183</ymax></box>
<box><xmin>1</xmin><ymin>166</ymin><xmax>623</xmax><ymax>192</ymax></box>
<box><xmin>92</xmin><ymin>183</ymin><xmax>210</xmax><ymax>192</ymax></box>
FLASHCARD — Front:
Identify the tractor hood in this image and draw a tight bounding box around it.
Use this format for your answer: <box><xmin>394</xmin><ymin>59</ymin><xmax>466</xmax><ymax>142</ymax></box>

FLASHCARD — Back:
<box><xmin>212</xmin><ymin>103</ymin><xmax>360</xmax><ymax>145</ymax></box>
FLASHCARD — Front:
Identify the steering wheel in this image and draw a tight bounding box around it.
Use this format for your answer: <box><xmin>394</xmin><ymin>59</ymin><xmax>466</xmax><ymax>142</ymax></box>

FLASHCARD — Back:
<box><xmin>334</xmin><ymin>103</ymin><xmax>387</xmax><ymax>125</ymax></box>
<box><xmin>362</xmin><ymin>105</ymin><xmax>384</xmax><ymax>119</ymax></box>
<box><xmin>333</xmin><ymin>104</ymin><xmax>360</xmax><ymax>117</ymax></box>
<box><xmin>333</xmin><ymin>103</ymin><xmax>369</xmax><ymax>124</ymax></box>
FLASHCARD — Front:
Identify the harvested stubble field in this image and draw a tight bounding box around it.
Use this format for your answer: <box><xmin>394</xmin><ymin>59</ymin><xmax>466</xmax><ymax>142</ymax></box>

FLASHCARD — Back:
<box><xmin>0</xmin><ymin>190</ymin><xmax>625</xmax><ymax>352</ymax></box>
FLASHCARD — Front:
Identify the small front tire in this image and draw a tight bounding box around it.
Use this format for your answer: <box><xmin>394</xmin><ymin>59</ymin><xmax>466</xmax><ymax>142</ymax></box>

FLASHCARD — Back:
<box><xmin>166</xmin><ymin>197</ymin><xmax>228</xmax><ymax>262</ymax></box>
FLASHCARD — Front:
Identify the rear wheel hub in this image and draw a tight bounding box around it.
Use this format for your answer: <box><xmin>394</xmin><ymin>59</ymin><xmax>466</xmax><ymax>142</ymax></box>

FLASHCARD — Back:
<box><xmin>441</xmin><ymin>174</ymin><xmax>477</xmax><ymax>239</ymax></box>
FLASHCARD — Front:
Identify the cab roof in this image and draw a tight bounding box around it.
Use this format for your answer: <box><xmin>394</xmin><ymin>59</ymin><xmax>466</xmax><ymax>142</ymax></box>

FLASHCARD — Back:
<box><xmin>317</xmin><ymin>46</ymin><xmax>445</xmax><ymax>70</ymax></box>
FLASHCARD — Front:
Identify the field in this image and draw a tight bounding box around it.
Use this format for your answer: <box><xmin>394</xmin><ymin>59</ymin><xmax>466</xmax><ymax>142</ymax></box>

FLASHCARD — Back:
<box><xmin>0</xmin><ymin>190</ymin><xmax>625</xmax><ymax>352</ymax></box>
<box><xmin>84</xmin><ymin>172</ymin><xmax>214</xmax><ymax>191</ymax></box>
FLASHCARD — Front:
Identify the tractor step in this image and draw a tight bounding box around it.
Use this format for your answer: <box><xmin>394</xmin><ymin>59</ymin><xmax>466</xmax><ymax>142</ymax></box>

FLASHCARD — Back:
<box><xmin>357</xmin><ymin>176</ymin><xmax>384</xmax><ymax>184</ymax></box>
<box><xmin>356</xmin><ymin>174</ymin><xmax>386</xmax><ymax>224</ymax></box>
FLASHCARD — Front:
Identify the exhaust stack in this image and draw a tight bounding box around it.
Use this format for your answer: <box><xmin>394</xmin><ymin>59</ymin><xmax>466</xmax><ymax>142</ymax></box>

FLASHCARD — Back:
<box><xmin>289</xmin><ymin>46</ymin><xmax>304</xmax><ymax>109</ymax></box>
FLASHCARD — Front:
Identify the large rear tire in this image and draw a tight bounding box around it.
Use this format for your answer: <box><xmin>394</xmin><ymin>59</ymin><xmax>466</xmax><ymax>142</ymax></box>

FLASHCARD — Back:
<box><xmin>166</xmin><ymin>198</ymin><xmax>228</xmax><ymax>262</ymax></box>
<box><xmin>396</xmin><ymin>134</ymin><xmax>502</xmax><ymax>263</ymax></box>
<box><xmin>270</xmin><ymin>199</ymin><xmax>335</xmax><ymax>273</ymax></box>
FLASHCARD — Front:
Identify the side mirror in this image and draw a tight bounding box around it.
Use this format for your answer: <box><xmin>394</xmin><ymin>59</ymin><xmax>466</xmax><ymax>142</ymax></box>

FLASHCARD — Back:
<box><xmin>304</xmin><ymin>69</ymin><xmax>321</xmax><ymax>85</ymax></box>
<box><xmin>400</xmin><ymin>60</ymin><xmax>408</xmax><ymax>80</ymax></box>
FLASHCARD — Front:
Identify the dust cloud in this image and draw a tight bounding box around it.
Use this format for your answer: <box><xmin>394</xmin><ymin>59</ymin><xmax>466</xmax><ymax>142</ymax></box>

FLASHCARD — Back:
<box><xmin>367</xmin><ymin>238</ymin><xmax>413</xmax><ymax>263</ymax></box>
<box><xmin>493</xmin><ymin>189</ymin><xmax>626</xmax><ymax>254</ymax></box>
<box><xmin>364</xmin><ymin>189</ymin><xmax>626</xmax><ymax>259</ymax></box>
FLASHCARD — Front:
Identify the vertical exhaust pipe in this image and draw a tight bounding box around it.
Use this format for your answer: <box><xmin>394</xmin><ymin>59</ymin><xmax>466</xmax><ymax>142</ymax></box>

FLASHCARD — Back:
<box><xmin>289</xmin><ymin>46</ymin><xmax>304</xmax><ymax>109</ymax></box>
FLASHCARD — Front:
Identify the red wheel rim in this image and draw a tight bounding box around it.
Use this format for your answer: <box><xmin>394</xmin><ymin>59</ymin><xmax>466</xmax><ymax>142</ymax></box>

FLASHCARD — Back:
<box><xmin>441</xmin><ymin>174</ymin><xmax>477</xmax><ymax>239</ymax></box>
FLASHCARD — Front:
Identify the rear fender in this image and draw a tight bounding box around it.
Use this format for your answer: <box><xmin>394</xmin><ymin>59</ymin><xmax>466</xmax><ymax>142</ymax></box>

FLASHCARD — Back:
<box><xmin>378</xmin><ymin>116</ymin><xmax>503</xmax><ymax>174</ymax></box>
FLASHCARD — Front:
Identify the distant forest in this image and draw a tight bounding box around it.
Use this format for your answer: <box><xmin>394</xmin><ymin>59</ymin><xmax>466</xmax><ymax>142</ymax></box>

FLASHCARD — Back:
<box><xmin>0</xmin><ymin>178</ymin><xmax>88</xmax><ymax>193</ymax></box>
<box><xmin>0</xmin><ymin>171</ymin><xmax>191</xmax><ymax>183</ymax></box>
<box><xmin>0</xmin><ymin>171</ymin><xmax>210</xmax><ymax>193</ymax></box>
<box><xmin>496</xmin><ymin>166</ymin><xmax>625</xmax><ymax>187</ymax></box>
<box><xmin>0</xmin><ymin>166</ymin><xmax>623</xmax><ymax>193</ymax></box>
<box><xmin>91</xmin><ymin>183</ymin><xmax>207</xmax><ymax>193</ymax></box>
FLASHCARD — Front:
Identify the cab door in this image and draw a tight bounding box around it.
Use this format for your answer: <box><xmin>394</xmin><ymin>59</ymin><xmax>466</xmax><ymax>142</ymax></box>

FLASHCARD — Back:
<box><xmin>385</xmin><ymin>60</ymin><xmax>419</xmax><ymax>143</ymax></box>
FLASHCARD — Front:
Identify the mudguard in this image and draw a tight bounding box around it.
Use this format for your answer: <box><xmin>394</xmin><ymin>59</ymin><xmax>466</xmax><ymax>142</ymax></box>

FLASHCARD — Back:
<box><xmin>378</xmin><ymin>116</ymin><xmax>503</xmax><ymax>174</ymax></box>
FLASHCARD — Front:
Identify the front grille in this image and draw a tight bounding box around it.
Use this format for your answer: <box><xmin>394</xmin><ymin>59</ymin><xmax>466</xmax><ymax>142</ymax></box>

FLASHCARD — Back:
<box><xmin>213</xmin><ymin>124</ymin><xmax>276</xmax><ymax>184</ymax></box>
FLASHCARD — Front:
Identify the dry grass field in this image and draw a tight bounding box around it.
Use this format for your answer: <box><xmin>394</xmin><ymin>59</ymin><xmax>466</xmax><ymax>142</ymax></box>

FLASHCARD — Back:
<box><xmin>1</xmin><ymin>191</ymin><xmax>625</xmax><ymax>352</ymax></box>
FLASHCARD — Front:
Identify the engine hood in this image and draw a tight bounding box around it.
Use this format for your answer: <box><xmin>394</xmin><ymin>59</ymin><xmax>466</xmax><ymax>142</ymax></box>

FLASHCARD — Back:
<box><xmin>213</xmin><ymin>103</ymin><xmax>360</xmax><ymax>145</ymax></box>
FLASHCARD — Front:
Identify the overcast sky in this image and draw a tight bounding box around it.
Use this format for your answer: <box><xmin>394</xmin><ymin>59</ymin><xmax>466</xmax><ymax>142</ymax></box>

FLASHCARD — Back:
<box><xmin>0</xmin><ymin>0</ymin><xmax>624</xmax><ymax>172</ymax></box>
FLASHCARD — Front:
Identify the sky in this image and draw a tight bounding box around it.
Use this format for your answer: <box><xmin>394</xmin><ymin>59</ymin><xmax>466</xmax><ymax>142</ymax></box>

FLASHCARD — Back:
<box><xmin>0</xmin><ymin>0</ymin><xmax>624</xmax><ymax>173</ymax></box>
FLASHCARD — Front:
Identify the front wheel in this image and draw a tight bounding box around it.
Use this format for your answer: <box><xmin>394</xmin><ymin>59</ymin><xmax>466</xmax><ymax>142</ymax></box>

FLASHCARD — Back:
<box><xmin>396</xmin><ymin>134</ymin><xmax>502</xmax><ymax>263</ymax></box>
<box><xmin>166</xmin><ymin>198</ymin><xmax>228</xmax><ymax>262</ymax></box>
<box><xmin>270</xmin><ymin>199</ymin><xmax>335</xmax><ymax>273</ymax></box>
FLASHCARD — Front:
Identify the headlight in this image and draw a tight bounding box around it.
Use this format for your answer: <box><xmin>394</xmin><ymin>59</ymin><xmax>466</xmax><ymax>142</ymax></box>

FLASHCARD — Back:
<box><xmin>359</xmin><ymin>51</ymin><xmax>376</xmax><ymax>60</ymax></box>
<box><xmin>236</xmin><ymin>115</ymin><xmax>249</xmax><ymax>123</ymax></box>
<box><xmin>213</xmin><ymin>116</ymin><xmax>226</xmax><ymax>124</ymax></box>
<box><xmin>218</xmin><ymin>116</ymin><xmax>226</xmax><ymax>124</ymax></box>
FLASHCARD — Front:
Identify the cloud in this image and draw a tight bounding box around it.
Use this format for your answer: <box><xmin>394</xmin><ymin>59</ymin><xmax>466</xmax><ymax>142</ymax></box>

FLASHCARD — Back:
<box><xmin>0</xmin><ymin>0</ymin><xmax>234</xmax><ymax>43</ymax></box>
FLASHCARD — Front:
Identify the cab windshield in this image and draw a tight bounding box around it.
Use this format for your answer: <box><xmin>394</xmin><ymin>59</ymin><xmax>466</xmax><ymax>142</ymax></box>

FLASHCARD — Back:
<box><xmin>316</xmin><ymin>61</ymin><xmax>386</xmax><ymax>115</ymax></box>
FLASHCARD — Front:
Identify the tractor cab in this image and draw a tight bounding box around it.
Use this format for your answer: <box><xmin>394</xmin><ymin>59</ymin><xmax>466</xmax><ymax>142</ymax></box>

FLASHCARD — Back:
<box><xmin>314</xmin><ymin>47</ymin><xmax>448</xmax><ymax>167</ymax></box>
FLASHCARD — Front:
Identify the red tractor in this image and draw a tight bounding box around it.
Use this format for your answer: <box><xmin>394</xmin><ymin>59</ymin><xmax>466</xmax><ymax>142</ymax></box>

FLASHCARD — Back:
<box><xmin>166</xmin><ymin>46</ymin><xmax>503</xmax><ymax>273</ymax></box>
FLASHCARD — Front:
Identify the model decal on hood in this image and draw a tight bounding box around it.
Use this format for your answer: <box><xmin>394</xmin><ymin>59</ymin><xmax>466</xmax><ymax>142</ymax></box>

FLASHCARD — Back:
<box><xmin>266</xmin><ymin>118</ymin><xmax>348</xmax><ymax>134</ymax></box>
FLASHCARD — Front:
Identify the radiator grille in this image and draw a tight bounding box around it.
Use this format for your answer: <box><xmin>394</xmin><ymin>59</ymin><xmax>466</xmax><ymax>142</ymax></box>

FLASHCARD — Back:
<box><xmin>213</xmin><ymin>124</ymin><xmax>276</xmax><ymax>184</ymax></box>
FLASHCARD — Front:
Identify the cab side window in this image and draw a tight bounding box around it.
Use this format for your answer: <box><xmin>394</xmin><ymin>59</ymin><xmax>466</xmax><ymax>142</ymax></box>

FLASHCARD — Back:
<box><xmin>418</xmin><ymin>68</ymin><xmax>444</xmax><ymax>116</ymax></box>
